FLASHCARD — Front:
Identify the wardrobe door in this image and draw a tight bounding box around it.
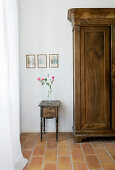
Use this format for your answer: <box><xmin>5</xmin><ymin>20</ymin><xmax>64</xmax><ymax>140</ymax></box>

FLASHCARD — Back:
<box><xmin>111</xmin><ymin>26</ymin><xmax>115</xmax><ymax>129</ymax></box>
<box><xmin>80</xmin><ymin>26</ymin><xmax>110</xmax><ymax>130</ymax></box>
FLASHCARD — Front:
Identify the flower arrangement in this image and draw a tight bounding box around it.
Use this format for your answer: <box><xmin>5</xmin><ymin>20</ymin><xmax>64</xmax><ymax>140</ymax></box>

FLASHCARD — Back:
<box><xmin>37</xmin><ymin>74</ymin><xmax>54</xmax><ymax>101</ymax></box>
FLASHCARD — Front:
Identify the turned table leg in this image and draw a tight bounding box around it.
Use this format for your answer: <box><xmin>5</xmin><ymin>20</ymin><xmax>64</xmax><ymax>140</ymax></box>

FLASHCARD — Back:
<box><xmin>56</xmin><ymin>117</ymin><xmax>58</xmax><ymax>141</ymax></box>
<box><xmin>40</xmin><ymin>107</ymin><xmax>43</xmax><ymax>142</ymax></box>
<box><xmin>44</xmin><ymin>118</ymin><xmax>45</xmax><ymax>134</ymax></box>
<box><xmin>41</xmin><ymin>116</ymin><xmax>42</xmax><ymax>142</ymax></box>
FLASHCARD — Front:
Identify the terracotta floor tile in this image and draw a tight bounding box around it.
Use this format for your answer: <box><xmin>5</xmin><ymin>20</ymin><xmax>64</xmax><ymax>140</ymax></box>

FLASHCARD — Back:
<box><xmin>59</xmin><ymin>136</ymin><xmax>68</xmax><ymax>141</ymax></box>
<box><xmin>36</xmin><ymin>134</ymin><xmax>47</xmax><ymax>143</ymax></box>
<box><xmin>59</xmin><ymin>132</ymin><xmax>68</xmax><ymax>138</ymax></box>
<box><xmin>21</xmin><ymin>133</ymin><xmax>30</xmax><ymax>139</ymax></box>
<box><xmin>104</xmin><ymin>144</ymin><xmax>115</xmax><ymax>154</ymax></box>
<box><xmin>93</xmin><ymin>143</ymin><xmax>106</xmax><ymax>153</ymax></box>
<box><xmin>58</xmin><ymin>155</ymin><xmax>72</xmax><ymax>170</ymax></box>
<box><xmin>70</xmin><ymin>143</ymin><xmax>81</xmax><ymax>149</ymax></box>
<box><xmin>28</xmin><ymin>133</ymin><xmax>40</xmax><ymax>140</ymax></box>
<box><xmin>48</xmin><ymin>133</ymin><xmax>56</xmax><ymax>140</ymax></box>
<box><xmin>69</xmin><ymin>138</ymin><xmax>74</xmax><ymax>143</ymax></box>
<box><xmin>28</xmin><ymin>157</ymin><xmax>43</xmax><ymax>170</ymax></box>
<box><xmin>97</xmin><ymin>150</ymin><xmax>112</xmax><ymax>161</ymax></box>
<box><xmin>22</xmin><ymin>150</ymin><xmax>32</xmax><ymax>160</ymax></box>
<box><xmin>36</xmin><ymin>139</ymin><xmax>46</xmax><ymax>145</ymax></box>
<box><xmin>71</xmin><ymin>148</ymin><xmax>84</xmax><ymax>162</ymax></box>
<box><xmin>43</xmin><ymin>162</ymin><xmax>57</xmax><ymax>170</ymax></box>
<box><xmin>21</xmin><ymin>133</ymin><xmax>115</xmax><ymax>170</ymax></box>
<box><xmin>20</xmin><ymin>133</ymin><xmax>30</xmax><ymax>146</ymax></box>
<box><xmin>41</xmin><ymin>136</ymin><xmax>47</xmax><ymax>142</ymax></box>
<box><xmin>85</xmin><ymin>155</ymin><xmax>101</xmax><ymax>169</ymax></box>
<box><xmin>47</xmin><ymin>140</ymin><xmax>57</xmax><ymax>149</ymax></box>
<box><xmin>101</xmin><ymin>161</ymin><xmax>115</xmax><ymax>170</ymax></box>
<box><xmin>45</xmin><ymin>149</ymin><xmax>57</xmax><ymax>161</ymax></box>
<box><xmin>92</xmin><ymin>142</ymin><xmax>103</xmax><ymax>147</ymax></box>
<box><xmin>58</xmin><ymin>138</ymin><xmax>69</xmax><ymax>145</ymax></box>
<box><xmin>73</xmin><ymin>162</ymin><xmax>87</xmax><ymax>170</ymax></box>
<box><xmin>68</xmin><ymin>132</ymin><xmax>73</xmax><ymax>138</ymax></box>
<box><xmin>111</xmin><ymin>153</ymin><xmax>115</xmax><ymax>161</ymax></box>
<box><xmin>87</xmin><ymin>162</ymin><xmax>101</xmax><ymax>169</ymax></box>
<box><xmin>82</xmin><ymin>143</ymin><xmax>95</xmax><ymax>154</ymax></box>
<box><xmin>33</xmin><ymin>144</ymin><xmax>45</xmax><ymax>156</ymax></box>
<box><xmin>23</xmin><ymin>140</ymin><xmax>35</xmax><ymax>149</ymax></box>
<box><xmin>69</xmin><ymin>138</ymin><xmax>81</xmax><ymax>146</ymax></box>
<box><xmin>20</xmin><ymin>137</ymin><xmax>28</xmax><ymax>147</ymax></box>
<box><xmin>58</xmin><ymin>144</ymin><xmax>70</xmax><ymax>155</ymax></box>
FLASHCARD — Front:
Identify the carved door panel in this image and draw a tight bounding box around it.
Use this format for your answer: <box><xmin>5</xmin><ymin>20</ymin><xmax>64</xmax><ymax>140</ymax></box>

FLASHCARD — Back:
<box><xmin>80</xmin><ymin>26</ymin><xmax>110</xmax><ymax>129</ymax></box>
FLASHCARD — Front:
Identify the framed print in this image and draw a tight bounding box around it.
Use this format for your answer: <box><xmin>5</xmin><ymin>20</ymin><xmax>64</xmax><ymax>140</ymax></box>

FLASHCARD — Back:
<box><xmin>37</xmin><ymin>54</ymin><xmax>47</xmax><ymax>68</ymax></box>
<box><xmin>26</xmin><ymin>54</ymin><xmax>36</xmax><ymax>68</ymax></box>
<box><xmin>49</xmin><ymin>54</ymin><xmax>59</xmax><ymax>68</ymax></box>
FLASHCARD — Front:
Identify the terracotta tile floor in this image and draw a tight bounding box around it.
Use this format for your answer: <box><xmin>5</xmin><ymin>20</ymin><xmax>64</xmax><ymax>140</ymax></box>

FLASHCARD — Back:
<box><xmin>21</xmin><ymin>133</ymin><xmax>115</xmax><ymax>170</ymax></box>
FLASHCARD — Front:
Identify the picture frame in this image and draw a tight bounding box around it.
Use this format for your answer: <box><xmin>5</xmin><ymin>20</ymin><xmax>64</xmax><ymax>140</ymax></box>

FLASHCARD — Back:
<box><xmin>37</xmin><ymin>54</ymin><xmax>47</xmax><ymax>68</ymax></box>
<box><xmin>26</xmin><ymin>54</ymin><xmax>36</xmax><ymax>68</ymax></box>
<box><xmin>49</xmin><ymin>54</ymin><xmax>59</xmax><ymax>68</ymax></box>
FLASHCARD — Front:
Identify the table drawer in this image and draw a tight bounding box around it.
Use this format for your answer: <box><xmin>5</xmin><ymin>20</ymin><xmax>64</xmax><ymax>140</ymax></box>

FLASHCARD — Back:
<box><xmin>43</xmin><ymin>107</ymin><xmax>56</xmax><ymax>117</ymax></box>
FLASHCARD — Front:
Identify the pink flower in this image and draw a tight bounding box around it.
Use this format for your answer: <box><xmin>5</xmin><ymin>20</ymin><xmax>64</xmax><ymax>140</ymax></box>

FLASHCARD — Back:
<box><xmin>42</xmin><ymin>78</ymin><xmax>44</xmax><ymax>80</ymax></box>
<box><xmin>37</xmin><ymin>78</ymin><xmax>41</xmax><ymax>81</ymax></box>
<box><xmin>52</xmin><ymin>76</ymin><xmax>54</xmax><ymax>80</ymax></box>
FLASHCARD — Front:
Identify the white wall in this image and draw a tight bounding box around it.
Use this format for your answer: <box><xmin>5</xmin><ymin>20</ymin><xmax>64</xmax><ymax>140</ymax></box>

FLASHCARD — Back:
<box><xmin>19</xmin><ymin>0</ymin><xmax>115</xmax><ymax>132</ymax></box>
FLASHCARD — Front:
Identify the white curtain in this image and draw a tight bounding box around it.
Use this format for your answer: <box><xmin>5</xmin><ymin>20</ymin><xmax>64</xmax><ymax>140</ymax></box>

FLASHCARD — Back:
<box><xmin>0</xmin><ymin>0</ymin><xmax>27</xmax><ymax>170</ymax></box>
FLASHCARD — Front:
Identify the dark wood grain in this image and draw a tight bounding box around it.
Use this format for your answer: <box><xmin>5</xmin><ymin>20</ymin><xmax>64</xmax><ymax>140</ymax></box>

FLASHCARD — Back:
<box><xmin>39</xmin><ymin>100</ymin><xmax>60</xmax><ymax>107</ymax></box>
<box><xmin>39</xmin><ymin>100</ymin><xmax>60</xmax><ymax>142</ymax></box>
<box><xmin>111</xmin><ymin>26</ymin><xmax>115</xmax><ymax>129</ymax></box>
<box><xmin>68</xmin><ymin>8</ymin><xmax>115</xmax><ymax>142</ymax></box>
<box><xmin>81</xmin><ymin>26</ymin><xmax>110</xmax><ymax>130</ymax></box>
<box><xmin>68</xmin><ymin>8</ymin><xmax>115</xmax><ymax>26</ymax></box>
<box><xmin>43</xmin><ymin>107</ymin><xmax>56</xmax><ymax>118</ymax></box>
<box><xmin>73</xmin><ymin>25</ymin><xmax>81</xmax><ymax>131</ymax></box>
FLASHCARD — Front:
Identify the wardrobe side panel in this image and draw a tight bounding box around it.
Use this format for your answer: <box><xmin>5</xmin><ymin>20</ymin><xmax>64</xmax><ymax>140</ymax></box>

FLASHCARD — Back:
<box><xmin>73</xmin><ymin>26</ymin><xmax>81</xmax><ymax>132</ymax></box>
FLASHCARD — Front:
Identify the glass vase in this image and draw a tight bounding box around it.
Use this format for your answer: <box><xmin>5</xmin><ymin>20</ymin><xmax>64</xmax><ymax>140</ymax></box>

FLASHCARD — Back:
<box><xmin>47</xmin><ymin>88</ymin><xmax>52</xmax><ymax>103</ymax></box>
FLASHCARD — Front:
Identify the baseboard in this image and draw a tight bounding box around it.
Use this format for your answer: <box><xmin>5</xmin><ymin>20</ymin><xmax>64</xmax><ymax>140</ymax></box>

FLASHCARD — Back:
<box><xmin>20</xmin><ymin>129</ymin><xmax>73</xmax><ymax>133</ymax></box>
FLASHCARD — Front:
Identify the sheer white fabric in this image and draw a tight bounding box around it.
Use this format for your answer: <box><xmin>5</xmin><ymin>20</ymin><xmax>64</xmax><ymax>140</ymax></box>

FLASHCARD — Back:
<box><xmin>0</xmin><ymin>0</ymin><xmax>27</xmax><ymax>170</ymax></box>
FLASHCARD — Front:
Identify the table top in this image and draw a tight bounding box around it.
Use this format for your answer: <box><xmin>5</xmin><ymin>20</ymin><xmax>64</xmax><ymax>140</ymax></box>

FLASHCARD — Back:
<box><xmin>39</xmin><ymin>100</ymin><xmax>60</xmax><ymax>107</ymax></box>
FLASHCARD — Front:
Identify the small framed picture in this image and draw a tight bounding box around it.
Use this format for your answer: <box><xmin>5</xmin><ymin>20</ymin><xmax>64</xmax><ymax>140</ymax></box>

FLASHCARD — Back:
<box><xmin>49</xmin><ymin>54</ymin><xmax>59</xmax><ymax>68</ymax></box>
<box><xmin>37</xmin><ymin>54</ymin><xmax>47</xmax><ymax>68</ymax></box>
<box><xmin>26</xmin><ymin>54</ymin><xmax>36</xmax><ymax>68</ymax></box>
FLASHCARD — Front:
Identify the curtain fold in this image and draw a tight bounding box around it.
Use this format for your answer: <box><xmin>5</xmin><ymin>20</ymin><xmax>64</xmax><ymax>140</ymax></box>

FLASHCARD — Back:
<box><xmin>0</xmin><ymin>0</ymin><xmax>27</xmax><ymax>169</ymax></box>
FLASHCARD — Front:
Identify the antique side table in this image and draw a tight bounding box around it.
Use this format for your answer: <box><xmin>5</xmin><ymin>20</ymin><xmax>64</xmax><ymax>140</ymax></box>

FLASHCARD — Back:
<box><xmin>39</xmin><ymin>100</ymin><xmax>60</xmax><ymax>142</ymax></box>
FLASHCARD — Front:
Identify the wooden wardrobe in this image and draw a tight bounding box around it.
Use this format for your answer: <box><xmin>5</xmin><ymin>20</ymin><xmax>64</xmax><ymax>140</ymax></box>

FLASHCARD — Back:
<box><xmin>68</xmin><ymin>8</ymin><xmax>115</xmax><ymax>142</ymax></box>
